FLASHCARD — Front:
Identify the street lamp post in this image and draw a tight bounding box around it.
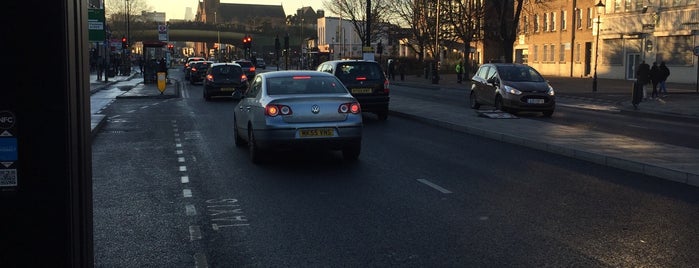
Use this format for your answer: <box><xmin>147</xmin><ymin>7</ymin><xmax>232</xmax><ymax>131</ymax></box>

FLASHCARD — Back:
<box><xmin>592</xmin><ymin>0</ymin><xmax>605</xmax><ymax>92</ymax></box>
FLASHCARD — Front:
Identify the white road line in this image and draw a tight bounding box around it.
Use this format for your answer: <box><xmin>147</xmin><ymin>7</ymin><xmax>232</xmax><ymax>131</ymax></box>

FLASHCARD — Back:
<box><xmin>179</xmin><ymin>166</ymin><xmax>187</xmax><ymax>172</ymax></box>
<box><xmin>183</xmin><ymin>189</ymin><xmax>192</xmax><ymax>198</ymax></box>
<box><xmin>189</xmin><ymin>225</ymin><xmax>202</xmax><ymax>240</ymax></box>
<box><xmin>193</xmin><ymin>253</ymin><xmax>208</xmax><ymax>268</ymax></box>
<box><xmin>178</xmin><ymin>157</ymin><xmax>185</xmax><ymax>163</ymax></box>
<box><xmin>176</xmin><ymin>143</ymin><xmax>182</xmax><ymax>148</ymax></box>
<box><xmin>176</xmin><ymin>150</ymin><xmax>183</xmax><ymax>154</ymax></box>
<box><xmin>417</xmin><ymin>179</ymin><xmax>453</xmax><ymax>194</ymax></box>
<box><xmin>185</xmin><ymin>204</ymin><xmax>196</xmax><ymax>215</ymax></box>
<box><xmin>181</xmin><ymin>176</ymin><xmax>189</xmax><ymax>183</ymax></box>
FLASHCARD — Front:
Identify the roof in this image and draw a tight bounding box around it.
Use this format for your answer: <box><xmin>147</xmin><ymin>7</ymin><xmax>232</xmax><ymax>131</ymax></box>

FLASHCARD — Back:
<box><xmin>259</xmin><ymin>70</ymin><xmax>333</xmax><ymax>79</ymax></box>
<box><xmin>218</xmin><ymin>3</ymin><xmax>286</xmax><ymax>22</ymax></box>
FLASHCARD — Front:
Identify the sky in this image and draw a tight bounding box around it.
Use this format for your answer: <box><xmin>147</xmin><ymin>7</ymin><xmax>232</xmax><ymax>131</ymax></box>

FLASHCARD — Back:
<box><xmin>145</xmin><ymin>0</ymin><xmax>327</xmax><ymax>21</ymax></box>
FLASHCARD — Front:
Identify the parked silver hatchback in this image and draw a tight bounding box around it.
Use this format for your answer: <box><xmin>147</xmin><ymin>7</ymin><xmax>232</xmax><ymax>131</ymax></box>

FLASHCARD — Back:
<box><xmin>469</xmin><ymin>63</ymin><xmax>555</xmax><ymax>117</ymax></box>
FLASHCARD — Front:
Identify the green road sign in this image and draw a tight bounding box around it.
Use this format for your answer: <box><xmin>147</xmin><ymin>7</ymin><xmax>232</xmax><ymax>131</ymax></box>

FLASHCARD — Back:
<box><xmin>88</xmin><ymin>9</ymin><xmax>105</xmax><ymax>42</ymax></box>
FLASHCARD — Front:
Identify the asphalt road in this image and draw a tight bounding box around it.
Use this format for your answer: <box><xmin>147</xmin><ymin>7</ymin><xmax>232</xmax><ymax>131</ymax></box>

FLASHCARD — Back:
<box><xmin>91</xmin><ymin>71</ymin><xmax>699</xmax><ymax>267</ymax></box>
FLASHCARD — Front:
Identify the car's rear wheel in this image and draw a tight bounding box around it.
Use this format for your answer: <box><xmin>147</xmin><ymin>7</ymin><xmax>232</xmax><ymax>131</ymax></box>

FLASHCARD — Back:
<box><xmin>342</xmin><ymin>141</ymin><xmax>361</xmax><ymax>161</ymax></box>
<box><xmin>248</xmin><ymin>127</ymin><xmax>263</xmax><ymax>164</ymax></box>
<box><xmin>469</xmin><ymin>91</ymin><xmax>481</xmax><ymax>109</ymax></box>
<box><xmin>543</xmin><ymin>110</ymin><xmax>554</xmax><ymax>117</ymax></box>
<box><xmin>233</xmin><ymin>117</ymin><xmax>246</xmax><ymax>147</ymax></box>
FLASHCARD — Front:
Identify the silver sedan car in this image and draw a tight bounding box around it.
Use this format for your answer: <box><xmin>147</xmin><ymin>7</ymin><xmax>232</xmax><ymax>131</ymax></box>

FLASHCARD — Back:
<box><xmin>233</xmin><ymin>71</ymin><xmax>363</xmax><ymax>163</ymax></box>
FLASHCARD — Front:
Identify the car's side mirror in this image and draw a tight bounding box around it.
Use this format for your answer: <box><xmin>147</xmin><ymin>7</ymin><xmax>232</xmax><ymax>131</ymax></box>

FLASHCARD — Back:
<box><xmin>486</xmin><ymin>77</ymin><xmax>498</xmax><ymax>84</ymax></box>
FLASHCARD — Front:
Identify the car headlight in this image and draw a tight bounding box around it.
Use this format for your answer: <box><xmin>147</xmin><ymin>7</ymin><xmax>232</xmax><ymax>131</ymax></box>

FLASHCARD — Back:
<box><xmin>547</xmin><ymin>84</ymin><xmax>555</xmax><ymax>96</ymax></box>
<box><xmin>503</xmin><ymin>85</ymin><xmax>522</xmax><ymax>95</ymax></box>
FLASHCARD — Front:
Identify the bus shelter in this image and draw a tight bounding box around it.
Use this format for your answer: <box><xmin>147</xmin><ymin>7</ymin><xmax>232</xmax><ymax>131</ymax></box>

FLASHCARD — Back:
<box><xmin>142</xmin><ymin>41</ymin><xmax>167</xmax><ymax>83</ymax></box>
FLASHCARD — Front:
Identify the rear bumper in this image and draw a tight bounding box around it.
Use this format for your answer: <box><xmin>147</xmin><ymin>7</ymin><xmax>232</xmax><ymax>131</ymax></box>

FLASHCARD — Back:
<box><xmin>355</xmin><ymin>95</ymin><xmax>390</xmax><ymax>112</ymax></box>
<box><xmin>254</xmin><ymin>126</ymin><xmax>363</xmax><ymax>150</ymax></box>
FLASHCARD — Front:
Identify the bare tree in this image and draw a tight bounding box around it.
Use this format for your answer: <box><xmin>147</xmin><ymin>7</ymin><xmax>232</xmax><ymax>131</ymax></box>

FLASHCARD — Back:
<box><xmin>442</xmin><ymin>0</ymin><xmax>485</xmax><ymax>75</ymax></box>
<box><xmin>322</xmin><ymin>0</ymin><xmax>390</xmax><ymax>46</ymax></box>
<box><xmin>104</xmin><ymin>0</ymin><xmax>152</xmax><ymax>39</ymax></box>
<box><xmin>492</xmin><ymin>0</ymin><xmax>525</xmax><ymax>63</ymax></box>
<box><xmin>386</xmin><ymin>0</ymin><xmax>433</xmax><ymax>62</ymax></box>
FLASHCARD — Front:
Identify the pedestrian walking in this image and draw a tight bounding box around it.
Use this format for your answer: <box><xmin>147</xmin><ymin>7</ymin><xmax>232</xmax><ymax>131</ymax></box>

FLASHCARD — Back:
<box><xmin>388</xmin><ymin>60</ymin><xmax>396</xmax><ymax>81</ymax></box>
<box><xmin>658</xmin><ymin>61</ymin><xmax>670</xmax><ymax>96</ymax></box>
<box><xmin>96</xmin><ymin>57</ymin><xmax>103</xmax><ymax>81</ymax></box>
<box><xmin>635</xmin><ymin>61</ymin><xmax>651</xmax><ymax>100</ymax></box>
<box><xmin>398</xmin><ymin>60</ymin><xmax>405</xmax><ymax>81</ymax></box>
<box><xmin>455</xmin><ymin>61</ymin><xmax>464</xmax><ymax>83</ymax></box>
<box><xmin>649</xmin><ymin>62</ymin><xmax>661</xmax><ymax>99</ymax></box>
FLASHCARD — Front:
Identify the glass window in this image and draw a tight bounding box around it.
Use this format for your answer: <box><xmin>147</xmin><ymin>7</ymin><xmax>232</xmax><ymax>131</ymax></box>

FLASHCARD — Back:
<box><xmin>559</xmin><ymin>44</ymin><xmax>566</xmax><ymax>62</ymax></box>
<box><xmin>266</xmin><ymin>77</ymin><xmax>347</xmax><ymax>95</ymax></box>
<box><xmin>576</xmin><ymin>9</ymin><xmax>582</xmax><ymax>29</ymax></box>
<box><xmin>656</xmin><ymin>35</ymin><xmax>693</xmax><ymax>65</ymax></box>
<box><xmin>550</xmin><ymin>12</ymin><xmax>556</xmax><ymax>31</ymax></box>
<box><xmin>561</xmin><ymin>11</ymin><xmax>567</xmax><ymax>30</ymax></box>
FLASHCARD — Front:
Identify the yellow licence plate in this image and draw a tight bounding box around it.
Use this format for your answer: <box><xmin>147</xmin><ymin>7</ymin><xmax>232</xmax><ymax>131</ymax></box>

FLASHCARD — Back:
<box><xmin>221</xmin><ymin>87</ymin><xmax>235</xmax><ymax>91</ymax></box>
<box><xmin>351</xmin><ymin>88</ymin><xmax>373</xmax><ymax>94</ymax></box>
<box><xmin>299</xmin><ymin>128</ymin><xmax>334</xmax><ymax>137</ymax></box>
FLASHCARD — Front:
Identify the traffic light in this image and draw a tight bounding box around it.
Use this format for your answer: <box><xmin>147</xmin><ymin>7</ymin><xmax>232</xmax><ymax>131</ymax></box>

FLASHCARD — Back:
<box><xmin>121</xmin><ymin>36</ymin><xmax>127</xmax><ymax>49</ymax></box>
<box><xmin>242</xmin><ymin>36</ymin><xmax>252</xmax><ymax>49</ymax></box>
<box><xmin>242</xmin><ymin>36</ymin><xmax>249</xmax><ymax>49</ymax></box>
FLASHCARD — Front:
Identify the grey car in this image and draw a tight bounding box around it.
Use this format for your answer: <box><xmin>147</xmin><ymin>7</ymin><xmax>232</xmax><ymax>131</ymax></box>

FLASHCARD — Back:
<box><xmin>469</xmin><ymin>63</ymin><xmax>556</xmax><ymax>117</ymax></box>
<box><xmin>233</xmin><ymin>71</ymin><xmax>363</xmax><ymax>163</ymax></box>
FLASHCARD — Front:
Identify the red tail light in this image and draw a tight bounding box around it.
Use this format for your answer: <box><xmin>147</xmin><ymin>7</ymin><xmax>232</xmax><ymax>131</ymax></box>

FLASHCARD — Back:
<box><xmin>383</xmin><ymin>78</ymin><xmax>390</xmax><ymax>94</ymax></box>
<box><xmin>249</xmin><ymin>66</ymin><xmax>256</xmax><ymax>72</ymax></box>
<box><xmin>240</xmin><ymin>74</ymin><xmax>248</xmax><ymax>83</ymax></box>
<box><xmin>339</xmin><ymin>102</ymin><xmax>361</xmax><ymax>114</ymax></box>
<box><xmin>355</xmin><ymin>76</ymin><xmax>367</xmax><ymax>81</ymax></box>
<box><xmin>265</xmin><ymin>104</ymin><xmax>292</xmax><ymax>116</ymax></box>
<box><xmin>206</xmin><ymin>74</ymin><xmax>213</xmax><ymax>82</ymax></box>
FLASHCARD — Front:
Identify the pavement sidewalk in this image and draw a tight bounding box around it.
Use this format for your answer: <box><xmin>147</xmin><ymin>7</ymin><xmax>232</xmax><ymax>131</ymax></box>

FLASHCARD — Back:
<box><xmin>88</xmin><ymin>69</ymin><xmax>699</xmax><ymax>188</ymax></box>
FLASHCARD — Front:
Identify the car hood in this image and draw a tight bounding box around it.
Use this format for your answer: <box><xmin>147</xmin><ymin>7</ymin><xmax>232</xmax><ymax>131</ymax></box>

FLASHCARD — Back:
<box><xmin>503</xmin><ymin>81</ymin><xmax>550</xmax><ymax>93</ymax></box>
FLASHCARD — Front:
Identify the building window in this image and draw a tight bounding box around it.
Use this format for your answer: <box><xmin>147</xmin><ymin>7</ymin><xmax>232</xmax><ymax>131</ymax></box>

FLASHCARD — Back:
<box><xmin>575</xmin><ymin>43</ymin><xmax>581</xmax><ymax>62</ymax></box>
<box><xmin>613</xmin><ymin>0</ymin><xmax>622</xmax><ymax>13</ymax></box>
<box><xmin>561</xmin><ymin>11</ymin><xmax>567</xmax><ymax>30</ymax></box>
<box><xmin>587</xmin><ymin>8</ymin><xmax>593</xmax><ymax>29</ymax></box>
<box><xmin>624</xmin><ymin>0</ymin><xmax>632</xmax><ymax>11</ymax></box>
<box><xmin>603</xmin><ymin>39</ymin><xmax>624</xmax><ymax>65</ymax></box>
<box><xmin>576</xmin><ymin>8</ymin><xmax>582</xmax><ymax>29</ymax></box>
<box><xmin>559</xmin><ymin>44</ymin><xmax>566</xmax><ymax>62</ymax></box>
<box><xmin>656</xmin><ymin>35</ymin><xmax>693</xmax><ymax>65</ymax></box>
<box><xmin>550</xmin><ymin>44</ymin><xmax>555</xmax><ymax>62</ymax></box>
<box><xmin>533</xmin><ymin>45</ymin><xmax>538</xmax><ymax>62</ymax></box>
<box><xmin>550</xmin><ymin>12</ymin><xmax>556</xmax><ymax>31</ymax></box>
<box><xmin>543</xmin><ymin>45</ymin><xmax>548</xmax><ymax>62</ymax></box>
<box><xmin>543</xmin><ymin>13</ymin><xmax>549</xmax><ymax>32</ymax></box>
<box><xmin>534</xmin><ymin>14</ymin><xmax>540</xmax><ymax>32</ymax></box>
<box><xmin>523</xmin><ymin>16</ymin><xmax>529</xmax><ymax>34</ymax></box>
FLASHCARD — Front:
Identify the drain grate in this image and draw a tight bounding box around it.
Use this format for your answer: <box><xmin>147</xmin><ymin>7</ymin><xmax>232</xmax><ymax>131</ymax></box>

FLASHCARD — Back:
<box><xmin>476</xmin><ymin>110</ymin><xmax>519</xmax><ymax>119</ymax></box>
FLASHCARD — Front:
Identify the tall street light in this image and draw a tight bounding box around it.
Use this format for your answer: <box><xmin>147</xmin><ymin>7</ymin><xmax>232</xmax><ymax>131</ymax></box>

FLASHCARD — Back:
<box><xmin>592</xmin><ymin>0</ymin><xmax>605</xmax><ymax>92</ymax></box>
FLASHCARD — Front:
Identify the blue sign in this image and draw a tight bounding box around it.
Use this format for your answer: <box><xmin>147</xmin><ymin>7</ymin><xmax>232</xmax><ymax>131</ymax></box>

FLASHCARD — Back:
<box><xmin>0</xmin><ymin>138</ymin><xmax>18</xmax><ymax>161</ymax></box>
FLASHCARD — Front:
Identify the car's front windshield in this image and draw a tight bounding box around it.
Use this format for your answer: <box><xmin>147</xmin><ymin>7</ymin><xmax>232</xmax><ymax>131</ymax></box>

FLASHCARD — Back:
<box><xmin>497</xmin><ymin>66</ymin><xmax>545</xmax><ymax>82</ymax></box>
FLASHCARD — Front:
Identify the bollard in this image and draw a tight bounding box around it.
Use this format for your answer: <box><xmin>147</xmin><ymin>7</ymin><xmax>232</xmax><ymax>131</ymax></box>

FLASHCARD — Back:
<box><xmin>157</xmin><ymin>72</ymin><xmax>166</xmax><ymax>94</ymax></box>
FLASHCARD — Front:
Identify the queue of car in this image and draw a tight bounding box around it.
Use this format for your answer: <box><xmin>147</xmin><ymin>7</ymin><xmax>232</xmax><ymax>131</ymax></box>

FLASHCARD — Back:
<box><xmin>184</xmin><ymin>58</ymin><xmax>553</xmax><ymax>163</ymax></box>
